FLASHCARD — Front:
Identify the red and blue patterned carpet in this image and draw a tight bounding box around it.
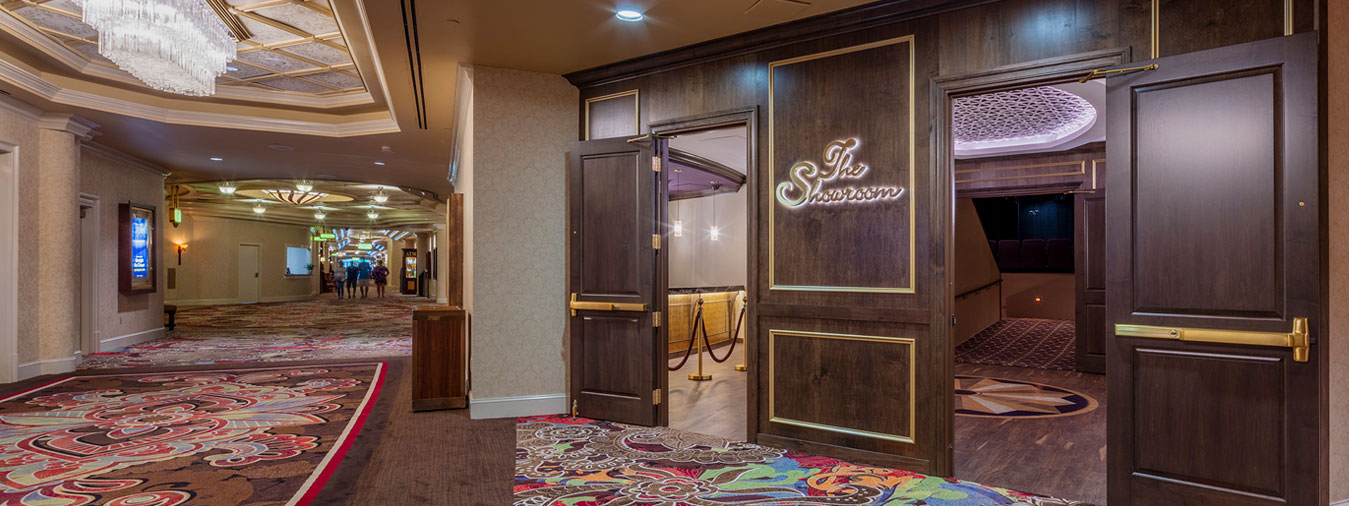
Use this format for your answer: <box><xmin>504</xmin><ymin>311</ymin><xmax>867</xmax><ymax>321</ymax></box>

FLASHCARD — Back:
<box><xmin>516</xmin><ymin>415</ymin><xmax>1096</xmax><ymax>506</ymax></box>
<box><xmin>80</xmin><ymin>297</ymin><xmax>416</xmax><ymax>370</ymax></box>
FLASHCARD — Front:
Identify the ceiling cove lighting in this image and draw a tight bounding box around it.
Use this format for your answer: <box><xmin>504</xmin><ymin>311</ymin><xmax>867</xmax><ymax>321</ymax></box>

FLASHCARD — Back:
<box><xmin>262</xmin><ymin>189</ymin><xmax>329</xmax><ymax>206</ymax></box>
<box><xmin>217</xmin><ymin>182</ymin><xmax>237</xmax><ymax>194</ymax></box>
<box><xmin>615</xmin><ymin>9</ymin><xmax>644</xmax><ymax>21</ymax></box>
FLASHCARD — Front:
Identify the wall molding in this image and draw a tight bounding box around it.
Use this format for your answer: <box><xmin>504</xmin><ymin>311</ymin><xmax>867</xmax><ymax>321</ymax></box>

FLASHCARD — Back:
<box><xmin>0</xmin><ymin>57</ymin><xmax>399</xmax><ymax>137</ymax></box>
<box><xmin>469</xmin><ymin>394</ymin><xmax>566</xmax><ymax>420</ymax></box>
<box><xmin>37</xmin><ymin>113</ymin><xmax>98</xmax><ymax>140</ymax></box>
<box><xmin>99</xmin><ymin>327</ymin><xmax>164</xmax><ymax>353</ymax></box>
<box><xmin>81</xmin><ymin>142</ymin><xmax>171</xmax><ymax>178</ymax></box>
<box><xmin>17</xmin><ymin>355</ymin><xmax>78</xmax><ymax>380</ymax></box>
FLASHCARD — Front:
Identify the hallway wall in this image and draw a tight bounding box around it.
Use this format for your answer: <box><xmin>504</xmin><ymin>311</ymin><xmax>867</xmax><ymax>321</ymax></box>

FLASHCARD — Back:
<box><xmin>80</xmin><ymin>145</ymin><xmax>169</xmax><ymax>353</ymax></box>
<box><xmin>467</xmin><ymin>65</ymin><xmax>577</xmax><ymax>417</ymax></box>
<box><xmin>1329</xmin><ymin>0</ymin><xmax>1348</xmax><ymax>499</ymax></box>
<box><xmin>164</xmin><ymin>214</ymin><xmax>318</xmax><ymax>305</ymax></box>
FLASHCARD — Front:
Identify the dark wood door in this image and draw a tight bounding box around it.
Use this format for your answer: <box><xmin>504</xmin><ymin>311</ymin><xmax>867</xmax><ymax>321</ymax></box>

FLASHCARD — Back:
<box><xmin>567</xmin><ymin>136</ymin><xmax>666</xmax><ymax>426</ymax></box>
<box><xmin>1074</xmin><ymin>188</ymin><xmax>1106</xmax><ymax>374</ymax></box>
<box><xmin>1105</xmin><ymin>33</ymin><xmax>1324</xmax><ymax>506</ymax></box>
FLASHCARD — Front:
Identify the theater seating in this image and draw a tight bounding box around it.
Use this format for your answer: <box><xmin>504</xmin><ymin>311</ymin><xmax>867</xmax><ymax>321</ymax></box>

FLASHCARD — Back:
<box><xmin>994</xmin><ymin>238</ymin><xmax>1073</xmax><ymax>272</ymax></box>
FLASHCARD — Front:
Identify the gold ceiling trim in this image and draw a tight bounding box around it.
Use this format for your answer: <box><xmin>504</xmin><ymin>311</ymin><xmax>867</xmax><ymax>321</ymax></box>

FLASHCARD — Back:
<box><xmin>205</xmin><ymin>0</ymin><xmax>253</xmax><ymax>41</ymax></box>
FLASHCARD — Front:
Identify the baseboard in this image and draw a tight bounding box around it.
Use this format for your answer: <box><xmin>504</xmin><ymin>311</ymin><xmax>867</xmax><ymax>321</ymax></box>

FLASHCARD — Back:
<box><xmin>17</xmin><ymin>355</ymin><xmax>78</xmax><ymax>380</ymax></box>
<box><xmin>1331</xmin><ymin>499</ymin><xmax>1349</xmax><ymax>506</ymax></box>
<box><xmin>99</xmin><ymin>327</ymin><xmax>164</xmax><ymax>352</ymax></box>
<box><xmin>470</xmin><ymin>394</ymin><xmax>566</xmax><ymax>420</ymax></box>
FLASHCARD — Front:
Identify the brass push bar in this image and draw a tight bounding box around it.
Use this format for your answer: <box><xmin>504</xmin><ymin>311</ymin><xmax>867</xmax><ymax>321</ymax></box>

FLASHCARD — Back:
<box><xmin>569</xmin><ymin>293</ymin><xmax>650</xmax><ymax>316</ymax></box>
<box><xmin>1078</xmin><ymin>63</ymin><xmax>1160</xmax><ymax>83</ymax></box>
<box><xmin>1114</xmin><ymin>317</ymin><xmax>1310</xmax><ymax>363</ymax></box>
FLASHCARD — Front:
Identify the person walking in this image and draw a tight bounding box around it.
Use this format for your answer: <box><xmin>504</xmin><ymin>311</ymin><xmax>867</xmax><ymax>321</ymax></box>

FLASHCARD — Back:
<box><xmin>345</xmin><ymin>262</ymin><xmax>359</xmax><ymax>299</ymax></box>
<box><xmin>332</xmin><ymin>262</ymin><xmax>346</xmax><ymax>298</ymax></box>
<box><xmin>357</xmin><ymin>261</ymin><xmax>373</xmax><ymax>298</ymax></box>
<box><xmin>372</xmin><ymin>260</ymin><xmax>390</xmax><ymax>298</ymax></box>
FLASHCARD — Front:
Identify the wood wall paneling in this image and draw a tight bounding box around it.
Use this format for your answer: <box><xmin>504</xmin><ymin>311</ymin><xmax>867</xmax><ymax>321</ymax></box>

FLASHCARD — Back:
<box><xmin>585</xmin><ymin>90</ymin><xmax>640</xmax><ymax>140</ymax></box>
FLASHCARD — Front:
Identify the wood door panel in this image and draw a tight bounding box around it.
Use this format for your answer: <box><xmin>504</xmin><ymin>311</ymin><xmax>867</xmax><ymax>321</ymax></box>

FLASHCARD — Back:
<box><xmin>1131</xmin><ymin>71</ymin><xmax>1282</xmax><ymax>318</ymax></box>
<box><xmin>1132</xmin><ymin>347</ymin><xmax>1284</xmax><ymax>496</ymax></box>
<box><xmin>577</xmin><ymin>152</ymin><xmax>645</xmax><ymax>300</ymax></box>
<box><xmin>586</xmin><ymin>92</ymin><xmax>639</xmax><ymax>140</ymax></box>
<box><xmin>1156</xmin><ymin>0</ymin><xmax>1286</xmax><ymax>59</ymax></box>
<box><xmin>1080</xmin><ymin>195</ymin><xmax>1106</xmax><ymax>292</ymax></box>
<box><xmin>575</xmin><ymin>314</ymin><xmax>653</xmax><ymax>424</ymax></box>
<box><xmin>769</xmin><ymin>330</ymin><xmax>914</xmax><ymax>441</ymax></box>
<box><xmin>1082</xmin><ymin>304</ymin><xmax>1107</xmax><ymax>357</ymax></box>
<box><xmin>1075</xmin><ymin>190</ymin><xmax>1106</xmax><ymax>373</ymax></box>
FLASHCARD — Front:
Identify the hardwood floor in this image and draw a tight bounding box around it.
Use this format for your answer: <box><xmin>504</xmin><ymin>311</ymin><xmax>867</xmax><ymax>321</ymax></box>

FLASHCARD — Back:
<box><xmin>668</xmin><ymin>343</ymin><xmax>748</xmax><ymax>441</ymax></box>
<box><xmin>954</xmin><ymin>363</ymin><xmax>1107</xmax><ymax>505</ymax></box>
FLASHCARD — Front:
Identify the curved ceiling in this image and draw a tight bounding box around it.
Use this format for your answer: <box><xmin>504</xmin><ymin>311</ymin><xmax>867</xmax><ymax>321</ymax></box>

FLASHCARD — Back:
<box><xmin>169</xmin><ymin>179</ymin><xmax>445</xmax><ymax>229</ymax></box>
<box><xmin>952</xmin><ymin>81</ymin><xmax>1105</xmax><ymax>159</ymax></box>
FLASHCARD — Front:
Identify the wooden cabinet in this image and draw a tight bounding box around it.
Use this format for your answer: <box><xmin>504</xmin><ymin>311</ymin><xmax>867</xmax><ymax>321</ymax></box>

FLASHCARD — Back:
<box><xmin>412</xmin><ymin>306</ymin><xmax>468</xmax><ymax>411</ymax></box>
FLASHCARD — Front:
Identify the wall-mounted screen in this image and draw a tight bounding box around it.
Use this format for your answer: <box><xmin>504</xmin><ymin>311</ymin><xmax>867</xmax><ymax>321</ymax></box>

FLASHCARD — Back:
<box><xmin>286</xmin><ymin>246</ymin><xmax>312</xmax><ymax>276</ymax></box>
<box><xmin>119</xmin><ymin>202</ymin><xmax>156</xmax><ymax>294</ymax></box>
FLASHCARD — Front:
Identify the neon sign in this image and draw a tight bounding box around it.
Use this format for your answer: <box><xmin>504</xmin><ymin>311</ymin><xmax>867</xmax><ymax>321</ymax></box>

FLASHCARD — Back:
<box><xmin>775</xmin><ymin>138</ymin><xmax>905</xmax><ymax>208</ymax></box>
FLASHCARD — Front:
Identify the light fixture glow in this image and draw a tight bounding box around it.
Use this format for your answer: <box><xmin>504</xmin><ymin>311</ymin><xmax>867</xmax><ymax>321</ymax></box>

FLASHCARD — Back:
<box><xmin>367</xmin><ymin>211</ymin><xmax>379</xmax><ymax>220</ymax></box>
<box><xmin>296</xmin><ymin>181</ymin><xmax>314</xmax><ymax>193</ymax></box>
<box><xmin>373</xmin><ymin>191</ymin><xmax>389</xmax><ymax>203</ymax></box>
<box><xmin>218</xmin><ymin>182</ymin><xmax>237</xmax><ymax>194</ymax></box>
<box><xmin>210</xmin><ymin>157</ymin><xmax>223</xmax><ymax>161</ymax></box>
<box><xmin>374</xmin><ymin>161</ymin><xmax>386</xmax><ymax>166</ymax></box>
<box><xmin>616</xmin><ymin>9</ymin><xmax>644</xmax><ymax>21</ymax></box>
<box><xmin>709</xmin><ymin>225</ymin><xmax>720</xmax><ymax>241</ymax></box>
<box><xmin>252</xmin><ymin>203</ymin><xmax>266</xmax><ymax>214</ymax></box>
<box><xmin>314</xmin><ymin>211</ymin><xmax>327</xmax><ymax>220</ymax></box>
<box><xmin>672</xmin><ymin>220</ymin><xmax>683</xmax><ymax>237</ymax></box>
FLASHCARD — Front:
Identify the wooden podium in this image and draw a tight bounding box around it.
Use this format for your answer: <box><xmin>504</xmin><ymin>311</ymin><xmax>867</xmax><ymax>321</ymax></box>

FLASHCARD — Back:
<box><xmin>412</xmin><ymin>306</ymin><xmax>468</xmax><ymax>411</ymax></box>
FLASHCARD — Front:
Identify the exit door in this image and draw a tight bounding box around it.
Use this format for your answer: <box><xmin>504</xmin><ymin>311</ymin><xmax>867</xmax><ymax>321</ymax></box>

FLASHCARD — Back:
<box><xmin>566</xmin><ymin>136</ymin><xmax>667</xmax><ymax>426</ymax></box>
<box><xmin>1105</xmin><ymin>33</ymin><xmax>1325</xmax><ymax>505</ymax></box>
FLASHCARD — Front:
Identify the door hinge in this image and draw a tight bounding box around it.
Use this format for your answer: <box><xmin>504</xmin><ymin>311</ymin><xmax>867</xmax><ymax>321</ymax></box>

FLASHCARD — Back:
<box><xmin>653</xmin><ymin>311</ymin><xmax>662</xmax><ymax>327</ymax></box>
<box><xmin>652</xmin><ymin>156</ymin><xmax>662</xmax><ymax>172</ymax></box>
<box><xmin>952</xmin><ymin>315</ymin><xmax>958</xmax><ymax>327</ymax></box>
<box><xmin>571</xmin><ymin>399</ymin><xmax>578</xmax><ymax>417</ymax></box>
<box><xmin>652</xmin><ymin>234</ymin><xmax>661</xmax><ymax>250</ymax></box>
<box><xmin>653</xmin><ymin>389</ymin><xmax>662</xmax><ymax>405</ymax></box>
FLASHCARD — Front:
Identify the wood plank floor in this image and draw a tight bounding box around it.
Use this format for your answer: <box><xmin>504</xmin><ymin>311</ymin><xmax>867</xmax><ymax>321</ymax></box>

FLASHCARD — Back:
<box><xmin>668</xmin><ymin>344</ymin><xmax>749</xmax><ymax>441</ymax></box>
<box><xmin>953</xmin><ymin>363</ymin><xmax>1107</xmax><ymax>505</ymax></box>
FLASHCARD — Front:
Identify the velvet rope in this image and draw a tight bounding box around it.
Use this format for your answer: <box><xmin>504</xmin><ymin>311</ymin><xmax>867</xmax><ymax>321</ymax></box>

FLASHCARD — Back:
<box><xmin>666</xmin><ymin>305</ymin><xmax>703</xmax><ymax>371</ymax></box>
<box><xmin>703</xmin><ymin>302</ymin><xmax>746</xmax><ymax>363</ymax></box>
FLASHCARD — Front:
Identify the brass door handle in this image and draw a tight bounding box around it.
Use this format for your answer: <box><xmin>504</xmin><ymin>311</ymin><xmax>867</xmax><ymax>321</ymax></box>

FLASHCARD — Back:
<box><xmin>569</xmin><ymin>293</ymin><xmax>650</xmax><ymax>316</ymax></box>
<box><xmin>1115</xmin><ymin>317</ymin><xmax>1310</xmax><ymax>362</ymax></box>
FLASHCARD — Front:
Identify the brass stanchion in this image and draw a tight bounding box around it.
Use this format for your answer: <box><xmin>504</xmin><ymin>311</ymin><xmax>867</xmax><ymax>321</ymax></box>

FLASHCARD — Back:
<box><xmin>688</xmin><ymin>298</ymin><xmax>712</xmax><ymax>381</ymax></box>
<box><xmin>734</xmin><ymin>293</ymin><xmax>747</xmax><ymax>371</ymax></box>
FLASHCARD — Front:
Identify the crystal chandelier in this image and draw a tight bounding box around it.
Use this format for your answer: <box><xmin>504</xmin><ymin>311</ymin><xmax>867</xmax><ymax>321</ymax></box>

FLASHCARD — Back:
<box><xmin>75</xmin><ymin>0</ymin><xmax>236</xmax><ymax>96</ymax></box>
<box><xmin>263</xmin><ymin>189</ymin><xmax>329</xmax><ymax>206</ymax></box>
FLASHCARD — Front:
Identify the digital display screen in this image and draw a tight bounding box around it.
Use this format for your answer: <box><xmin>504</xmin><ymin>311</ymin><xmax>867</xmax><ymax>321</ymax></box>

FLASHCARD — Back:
<box><xmin>130</xmin><ymin>215</ymin><xmax>149</xmax><ymax>279</ymax></box>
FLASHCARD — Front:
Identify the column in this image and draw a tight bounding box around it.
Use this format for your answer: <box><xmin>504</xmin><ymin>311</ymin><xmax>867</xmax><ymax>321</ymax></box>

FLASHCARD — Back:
<box><xmin>34</xmin><ymin>114</ymin><xmax>95</xmax><ymax>366</ymax></box>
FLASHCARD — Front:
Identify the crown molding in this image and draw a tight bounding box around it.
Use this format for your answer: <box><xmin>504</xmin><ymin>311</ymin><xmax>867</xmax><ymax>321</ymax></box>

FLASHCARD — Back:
<box><xmin>38</xmin><ymin>113</ymin><xmax>98</xmax><ymax>140</ymax></box>
<box><xmin>0</xmin><ymin>57</ymin><xmax>400</xmax><ymax>137</ymax></box>
<box><xmin>0</xmin><ymin>90</ymin><xmax>43</xmax><ymax>121</ymax></box>
<box><xmin>0</xmin><ymin>8</ymin><xmax>375</xmax><ymax>110</ymax></box>
<box><xmin>81</xmin><ymin>141</ymin><xmax>171</xmax><ymax>178</ymax></box>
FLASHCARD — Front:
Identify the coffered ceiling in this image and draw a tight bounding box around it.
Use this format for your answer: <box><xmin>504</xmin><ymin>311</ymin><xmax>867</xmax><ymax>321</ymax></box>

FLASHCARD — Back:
<box><xmin>169</xmin><ymin>179</ymin><xmax>445</xmax><ymax>229</ymax></box>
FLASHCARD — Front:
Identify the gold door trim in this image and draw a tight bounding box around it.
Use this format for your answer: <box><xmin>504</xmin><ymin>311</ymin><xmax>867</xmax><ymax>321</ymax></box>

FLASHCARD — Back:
<box><xmin>954</xmin><ymin>160</ymin><xmax>1086</xmax><ymax>184</ymax></box>
<box><xmin>767</xmin><ymin>329</ymin><xmax>917</xmax><ymax>443</ymax></box>
<box><xmin>767</xmin><ymin>35</ymin><xmax>916</xmax><ymax>294</ymax></box>
<box><xmin>1091</xmin><ymin>159</ymin><xmax>1106</xmax><ymax>190</ymax></box>
<box><xmin>1114</xmin><ymin>317</ymin><xmax>1309</xmax><ymax>362</ymax></box>
<box><xmin>584</xmin><ymin>89</ymin><xmax>640</xmax><ymax>141</ymax></box>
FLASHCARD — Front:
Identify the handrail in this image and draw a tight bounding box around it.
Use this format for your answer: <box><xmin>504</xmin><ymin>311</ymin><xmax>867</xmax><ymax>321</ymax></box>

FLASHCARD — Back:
<box><xmin>955</xmin><ymin>279</ymin><xmax>1002</xmax><ymax>300</ymax></box>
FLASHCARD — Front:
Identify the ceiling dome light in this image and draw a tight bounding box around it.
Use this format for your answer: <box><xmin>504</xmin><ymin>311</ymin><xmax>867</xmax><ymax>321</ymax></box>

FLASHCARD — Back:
<box><xmin>218</xmin><ymin>182</ymin><xmax>237</xmax><ymax>194</ymax></box>
<box><xmin>372</xmin><ymin>191</ymin><xmax>389</xmax><ymax>203</ymax></box>
<box><xmin>252</xmin><ymin>203</ymin><xmax>266</xmax><ymax>214</ymax></box>
<box><xmin>210</xmin><ymin>157</ymin><xmax>223</xmax><ymax>161</ymax></box>
<box><xmin>367</xmin><ymin>211</ymin><xmax>379</xmax><ymax>220</ymax></box>
<box><xmin>314</xmin><ymin>211</ymin><xmax>326</xmax><ymax>220</ymax></box>
<box><xmin>616</xmin><ymin>9</ymin><xmax>644</xmax><ymax>21</ymax></box>
<box><xmin>296</xmin><ymin>181</ymin><xmax>314</xmax><ymax>193</ymax></box>
<box><xmin>262</xmin><ymin>189</ymin><xmax>329</xmax><ymax>206</ymax></box>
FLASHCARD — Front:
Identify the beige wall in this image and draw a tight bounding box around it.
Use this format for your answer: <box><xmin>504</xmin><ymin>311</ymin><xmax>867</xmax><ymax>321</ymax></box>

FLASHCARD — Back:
<box><xmin>80</xmin><ymin>146</ymin><xmax>168</xmax><ymax>352</ymax></box>
<box><xmin>164</xmin><ymin>214</ymin><xmax>317</xmax><ymax>305</ymax></box>
<box><xmin>954</xmin><ymin>198</ymin><xmax>1000</xmax><ymax>343</ymax></box>
<box><xmin>1328</xmin><ymin>1</ymin><xmax>1348</xmax><ymax>500</ymax></box>
<box><xmin>468</xmin><ymin>65</ymin><xmax>576</xmax><ymax>410</ymax></box>
<box><xmin>1001</xmin><ymin>272</ymin><xmax>1074</xmax><ymax>320</ymax></box>
<box><xmin>0</xmin><ymin>105</ymin><xmax>46</xmax><ymax>370</ymax></box>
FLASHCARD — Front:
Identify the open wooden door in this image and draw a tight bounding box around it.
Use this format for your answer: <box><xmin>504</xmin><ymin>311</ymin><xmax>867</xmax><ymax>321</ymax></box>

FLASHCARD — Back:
<box><xmin>1074</xmin><ymin>188</ymin><xmax>1106</xmax><ymax>374</ymax></box>
<box><xmin>566</xmin><ymin>136</ymin><xmax>668</xmax><ymax>426</ymax></box>
<box><xmin>1105</xmin><ymin>33</ymin><xmax>1325</xmax><ymax>505</ymax></box>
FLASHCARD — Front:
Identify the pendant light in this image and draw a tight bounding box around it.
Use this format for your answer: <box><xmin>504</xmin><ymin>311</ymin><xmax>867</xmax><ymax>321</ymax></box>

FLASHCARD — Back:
<box><xmin>709</xmin><ymin>182</ymin><xmax>721</xmax><ymax>241</ymax></box>
<box><xmin>672</xmin><ymin>200</ymin><xmax>683</xmax><ymax>237</ymax></box>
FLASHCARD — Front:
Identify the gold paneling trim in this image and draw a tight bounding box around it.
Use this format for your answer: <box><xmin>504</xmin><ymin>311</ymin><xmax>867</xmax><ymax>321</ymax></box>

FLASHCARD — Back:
<box><xmin>767</xmin><ymin>329</ymin><xmax>917</xmax><ymax>444</ymax></box>
<box><xmin>1150</xmin><ymin>0</ymin><xmax>1160</xmax><ymax>59</ymax></box>
<box><xmin>953</xmin><ymin>160</ymin><xmax>1086</xmax><ymax>185</ymax></box>
<box><xmin>767</xmin><ymin>35</ymin><xmax>917</xmax><ymax>294</ymax></box>
<box><xmin>1284</xmin><ymin>0</ymin><xmax>1294</xmax><ymax>36</ymax></box>
<box><xmin>584</xmin><ymin>89</ymin><xmax>640</xmax><ymax>141</ymax></box>
<box><xmin>1091</xmin><ymin>159</ymin><xmax>1106</xmax><ymax>190</ymax></box>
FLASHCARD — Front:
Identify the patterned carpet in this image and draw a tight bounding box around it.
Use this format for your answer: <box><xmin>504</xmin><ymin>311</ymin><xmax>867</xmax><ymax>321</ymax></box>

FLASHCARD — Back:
<box><xmin>516</xmin><ymin>415</ymin><xmax>1095</xmax><ymax>505</ymax></box>
<box><xmin>0</xmin><ymin>363</ymin><xmax>385</xmax><ymax>506</ymax></box>
<box><xmin>955</xmin><ymin>319</ymin><xmax>1076</xmax><ymax>371</ymax></box>
<box><xmin>81</xmin><ymin>297</ymin><xmax>417</xmax><ymax>370</ymax></box>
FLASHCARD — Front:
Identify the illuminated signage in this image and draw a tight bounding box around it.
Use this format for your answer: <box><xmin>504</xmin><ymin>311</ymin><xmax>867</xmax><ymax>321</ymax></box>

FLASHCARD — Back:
<box><xmin>775</xmin><ymin>138</ymin><xmax>905</xmax><ymax>208</ymax></box>
<box><xmin>130</xmin><ymin>215</ymin><xmax>150</xmax><ymax>279</ymax></box>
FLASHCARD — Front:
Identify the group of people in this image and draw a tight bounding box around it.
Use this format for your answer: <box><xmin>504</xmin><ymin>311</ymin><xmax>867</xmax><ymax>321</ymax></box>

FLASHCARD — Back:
<box><xmin>332</xmin><ymin>260</ymin><xmax>391</xmax><ymax>299</ymax></box>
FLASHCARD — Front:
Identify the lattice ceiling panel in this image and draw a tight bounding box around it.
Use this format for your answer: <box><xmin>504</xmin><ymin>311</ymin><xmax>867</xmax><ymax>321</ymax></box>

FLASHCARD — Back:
<box><xmin>952</xmin><ymin>86</ymin><xmax>1096</xmax><ymax>147</ymax></box>
<box><xmin>0</xmin><ymin>0</ymin><xmax>366</xmax><ymax>98</ymax></box>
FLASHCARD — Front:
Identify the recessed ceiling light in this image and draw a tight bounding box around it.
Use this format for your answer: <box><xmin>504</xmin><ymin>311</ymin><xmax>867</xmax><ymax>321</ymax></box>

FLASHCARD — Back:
<box><xmin>253</xmin><ymin>203</ymin><xmax>266</xmax><ymax>214</ymax></box>
<box><xmin>374</xmin><ymin>161</ymin><xmax>385</xmax><ymax>166</ymax></box>
<box><xmin>616</xmin><ymin>9</ymin><xmax>644</xmax><ymax>21</ymax></box>
<box><xmin>210</xmin><ymin>157</ymin><xmax>223</xmax><ymax>161</ymax></box>
<box><xmin>218</xmin><ymin>182</ymin><xmax>237</xmax><ymax>194</ymax></box>
<box><xmin>225</xmin><ymin>65</ymin><xmax>238</xmax><ymax>72</ymax></box>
